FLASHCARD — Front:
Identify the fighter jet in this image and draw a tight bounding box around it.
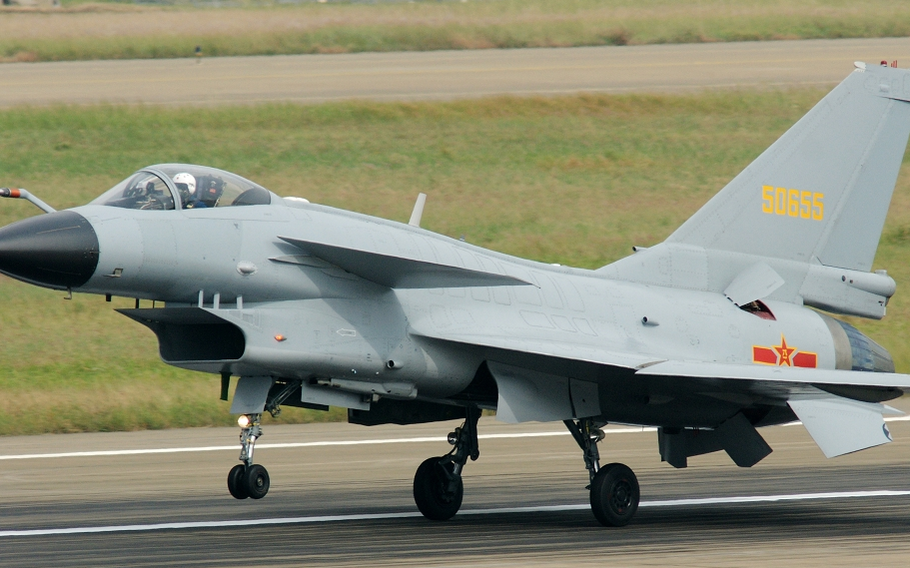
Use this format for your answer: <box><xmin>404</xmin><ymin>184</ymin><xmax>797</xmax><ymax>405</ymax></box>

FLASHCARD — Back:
<box><xmin>2</xmin><ymin>62</ymin><xmax>910</xmax><ymax>527</ymax></box>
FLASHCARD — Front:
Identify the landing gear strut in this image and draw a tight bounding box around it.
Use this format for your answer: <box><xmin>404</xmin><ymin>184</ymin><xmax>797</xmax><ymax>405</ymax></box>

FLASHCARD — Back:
<box><xmin>227</xmin><ymin>413</ymin><xmax>270</xmax><ymax>500</ymax></box>
<box><xmin>565</xmin><ymin>418</ymin><xmax>639</xmax><ymax>527</ymax></box>
<box><xmin>413</xmin><ymin>406</ymin><xmax>481</xmax><ymax>520</ymax></box>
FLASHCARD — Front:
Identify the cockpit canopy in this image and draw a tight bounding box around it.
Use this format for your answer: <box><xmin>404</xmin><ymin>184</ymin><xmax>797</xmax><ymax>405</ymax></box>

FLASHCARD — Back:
<box><xmin>91</xmin><ymin>164</ymin><xmax>272</xmax><ymax>211</ymax></box>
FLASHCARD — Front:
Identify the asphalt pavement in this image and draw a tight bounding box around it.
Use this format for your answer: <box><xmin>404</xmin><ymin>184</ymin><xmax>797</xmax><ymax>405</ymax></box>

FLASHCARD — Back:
<box><xmin>1</xmin><ymin>37</ymin><xmax>909</xmax><ymax>107</ymax></box>
<box><xmin>1</xmin><ymin>416</ymin><xmax>910</xmax><ymax>566</ymax></box>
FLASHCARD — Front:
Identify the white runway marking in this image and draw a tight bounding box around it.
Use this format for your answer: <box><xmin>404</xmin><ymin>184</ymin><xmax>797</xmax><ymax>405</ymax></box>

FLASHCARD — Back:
<box><xmin>0</xmin><ymin>429</ymin><xmax>644</xmax><ymax>461</ymax></box>
<box><xmin>2</xmin><ymin>490</ymin><xmax>908</xmax><ymax>538</ymax></box>
<box><xmin>3</xmin><ymin>416</ymin><xmax>910</xmax><ymax>461</ymax></box>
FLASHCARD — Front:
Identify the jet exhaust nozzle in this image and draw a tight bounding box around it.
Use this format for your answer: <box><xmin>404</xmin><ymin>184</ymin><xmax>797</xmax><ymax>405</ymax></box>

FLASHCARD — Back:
<box><xmin>0</xmin><ymin>211</ymin><xmax>99</xmax><ymax>289</ymax></box>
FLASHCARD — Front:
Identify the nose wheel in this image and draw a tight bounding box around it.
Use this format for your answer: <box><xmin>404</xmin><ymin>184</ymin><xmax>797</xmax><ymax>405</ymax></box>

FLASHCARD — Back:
<box><xmin>227</xmin><ymin>464</ymin><xmax>249</xmax><ymax>499</ymax></box>
<box><xmin>227</xmin><ymin>413</ymin><xmax>270</xmax><ymax>500</ymax></box>
<box><xmin>227</xmin><ymin>463</ymin><xmax>271</xmax><ymax>500</ymax></box>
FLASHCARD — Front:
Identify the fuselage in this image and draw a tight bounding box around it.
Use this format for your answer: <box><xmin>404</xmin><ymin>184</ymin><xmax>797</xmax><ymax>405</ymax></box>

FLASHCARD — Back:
<box><xmin>0</xmin><ymin>164</ymin><xmax>896</xmax><ymax>431</ymax></box>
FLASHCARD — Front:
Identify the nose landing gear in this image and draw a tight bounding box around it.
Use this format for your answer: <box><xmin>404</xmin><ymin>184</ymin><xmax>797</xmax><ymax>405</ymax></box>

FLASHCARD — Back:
<box><xmin>227</xmin><ymin>413</ymin><xmax>271</xmax><ymax>500</ymax></box>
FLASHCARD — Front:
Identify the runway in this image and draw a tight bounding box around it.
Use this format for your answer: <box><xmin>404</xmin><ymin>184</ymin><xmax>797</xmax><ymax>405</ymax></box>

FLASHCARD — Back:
<box><xmin>2</xmin><ymin>416</ymin><xmax>910</xmax><ymax>567</ymax></box>
<box><xmin>1</xmin><ymin>37</ymin><xmax>909</xmax><ymax>107</ymax></box>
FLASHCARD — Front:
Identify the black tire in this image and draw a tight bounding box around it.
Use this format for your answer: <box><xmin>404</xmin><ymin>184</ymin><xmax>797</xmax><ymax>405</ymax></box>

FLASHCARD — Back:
<box><xmin>413</xmin><ymin>456</ymin><xmax>463</xmax><ymax>521</ymax></box>
<box><xmin>244</xmin><ymin>464</ymin><xmax>270</xmax><ymax>500</ymax></box>
<box><xmin>227</xmin><ymin>464</ymin><xmax>249</xmax><ymax>500</ymax></box>
<box><xmin>590</xmin><ymin>462</ymin><xmax>639</xmax><ymax>527</ymax></box>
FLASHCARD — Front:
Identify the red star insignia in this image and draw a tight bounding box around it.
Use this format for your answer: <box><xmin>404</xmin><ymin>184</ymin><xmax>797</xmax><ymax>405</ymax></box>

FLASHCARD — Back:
<box><xmin>774</xmin><ymin>335</ymin><xmax>795</xmax><ymax>366</ymax></box>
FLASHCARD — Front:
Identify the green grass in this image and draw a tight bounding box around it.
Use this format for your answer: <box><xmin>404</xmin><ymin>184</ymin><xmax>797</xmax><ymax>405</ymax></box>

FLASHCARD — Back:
<box><xmin>2</xmin><ymin>88</ymin><xmax>910</xmax><ymax>434</ymax></box>
<box><xmin>1</xmin><ymin>0</ymin><xmax>910</xmax><ymax>62</ymax></box>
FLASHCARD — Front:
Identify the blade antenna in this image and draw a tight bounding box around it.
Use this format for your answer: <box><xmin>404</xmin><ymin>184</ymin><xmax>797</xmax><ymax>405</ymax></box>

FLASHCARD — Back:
<box><xmin>408</xmin><ymin>193</ymin><xmax>427</xmax><ymax>227</ymax></box>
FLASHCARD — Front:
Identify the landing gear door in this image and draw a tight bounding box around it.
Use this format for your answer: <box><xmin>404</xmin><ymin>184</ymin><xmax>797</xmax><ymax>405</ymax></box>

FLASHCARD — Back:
<box><xmin>489</xmin><ymin>362</ymin><xmax>601</xmax><ymax>423</ymax></box>
<box><xmin>230</xmin><ymin>376</ymin><xmax>275</xmax><ymax>414</ymax></box>
<box><xmin>570</xmin><ymin>378</ymin><xmax>601</xmax><ymax>419</ymax></box>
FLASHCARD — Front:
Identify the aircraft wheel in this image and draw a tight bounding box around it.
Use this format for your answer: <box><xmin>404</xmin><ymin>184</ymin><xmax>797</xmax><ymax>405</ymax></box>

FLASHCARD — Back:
<box><xmin>244</xmin><ymin>464</ymin><xmax>270</xmax><ymax>500</ymax></box>
<box><xmin>227</xmin><ymin>464</ymin><xmax>249</xmax><ymax>500</ymax></box>
<box><xmin>413</xmin><ymin>456</ymin><xmax>463</xmax><ymax>521</ymax></box>
<box><xmin>589</xmin><ymin>462</ymin><xmax>639</xmax><ymax>527</ymax></box>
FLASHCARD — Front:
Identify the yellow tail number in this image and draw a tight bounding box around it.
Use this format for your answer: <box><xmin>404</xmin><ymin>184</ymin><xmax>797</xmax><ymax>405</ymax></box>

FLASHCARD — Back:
<box><xmin>761</xmin><ymin>186</ymin><xmax>823</xmax><ymax>220</ymax></box>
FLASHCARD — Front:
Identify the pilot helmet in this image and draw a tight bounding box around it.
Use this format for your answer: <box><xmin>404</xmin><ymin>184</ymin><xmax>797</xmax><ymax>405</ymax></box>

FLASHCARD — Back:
<box><xmin>172</xmin><ymin>172</ymin><xmax>196</xmax><ymax>202</ymax></box>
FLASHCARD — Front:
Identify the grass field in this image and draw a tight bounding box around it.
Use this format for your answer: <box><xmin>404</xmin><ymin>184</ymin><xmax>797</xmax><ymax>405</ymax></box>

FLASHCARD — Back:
<box><xmin>2</xmin><ymin>88</ymin><xmax>910</xmax><ymax>435</ymax></box>
<box><xmin>1</xmin><ymin>0</ymin><xmax>910</xmax><ymax>62</ymax></box>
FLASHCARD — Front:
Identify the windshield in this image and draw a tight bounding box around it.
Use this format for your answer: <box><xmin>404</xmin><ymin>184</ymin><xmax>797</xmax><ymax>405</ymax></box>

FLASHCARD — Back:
<box><xmin>92</xmin><ymin>164</ymin><xmax>272</xmax><ymax>210</ymax></box>
<box><xmin>92</xmin><ymin>171</ymin><xmax>176</xmax><ymax>211</ymax></box>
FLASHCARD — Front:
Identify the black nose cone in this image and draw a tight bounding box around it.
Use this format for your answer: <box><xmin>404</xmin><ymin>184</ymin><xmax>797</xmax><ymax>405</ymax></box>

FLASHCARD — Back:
<box><xmin>0</xmin><ymin>211</ymin><xmax>100</xmax><ymax>289</ymax></box>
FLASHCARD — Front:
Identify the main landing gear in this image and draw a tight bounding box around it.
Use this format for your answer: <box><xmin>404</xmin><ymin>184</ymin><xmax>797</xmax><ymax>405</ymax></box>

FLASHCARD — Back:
<box><xmin>413</xmin><ymin>406</ymin><xmax>481</xmax><ymax>521</ymax></box>
<box><xmin>565</xmin><ymin>418</ymin><xmax>640</xmax><ymax>527</ymax></box>
<box><xmin>227</xmin><ymin>413</ymin><xmax>270</xmax><ymax>500</ymax></box>
<box><xmin>411</xmin><ymin>411</ymin><xmax>640</xmax><ymax>526</ymax></box>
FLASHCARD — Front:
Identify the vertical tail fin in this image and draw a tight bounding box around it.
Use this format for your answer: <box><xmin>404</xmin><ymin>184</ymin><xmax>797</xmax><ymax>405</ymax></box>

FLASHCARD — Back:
<box><xmin>603</xmin><ymin>63</ymin><xmax>910</xmax><ymax>318</ymax></box>
<box><xmin>667</xmin><ymin>62</ymin><xmax>910</xmax><ymax>272</ymax></box>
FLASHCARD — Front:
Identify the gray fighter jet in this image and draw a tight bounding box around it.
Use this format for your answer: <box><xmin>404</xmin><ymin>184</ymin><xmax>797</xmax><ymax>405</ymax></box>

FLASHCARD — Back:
<box><xmin>2</xmin><ymin>62</ymin><xmax>910</xmax><ymax>527</ymax></box>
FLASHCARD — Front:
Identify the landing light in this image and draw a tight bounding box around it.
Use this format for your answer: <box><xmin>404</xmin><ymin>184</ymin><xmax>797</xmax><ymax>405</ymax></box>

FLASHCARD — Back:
<box><xmin>238</xmin><ymin>415</ymin><xmax>252</xmax><ymax>428</ymax></box>
<box><xmin>274</xmin><ymin>335</ymin><xmax>287</xmax><ymax>342</ymax></box>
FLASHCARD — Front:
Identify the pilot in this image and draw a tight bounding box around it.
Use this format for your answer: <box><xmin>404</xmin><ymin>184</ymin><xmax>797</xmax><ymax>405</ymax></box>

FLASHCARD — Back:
<box><xmin>173</xmin><ymin>172</ymin><xmax>203</xmax><ymax>209</ymax></box>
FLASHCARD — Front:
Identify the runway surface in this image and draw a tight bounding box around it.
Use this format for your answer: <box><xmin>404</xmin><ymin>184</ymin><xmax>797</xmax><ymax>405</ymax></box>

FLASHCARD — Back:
<box><xmin>2</xmin><ymin>37</ymin><xmax>910</xmax><ymax>107</ymax></box>
<box><xmin>2</xmin><ymin>415</ymin><xmax>910</xmax><ymax>567</ymax></box>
